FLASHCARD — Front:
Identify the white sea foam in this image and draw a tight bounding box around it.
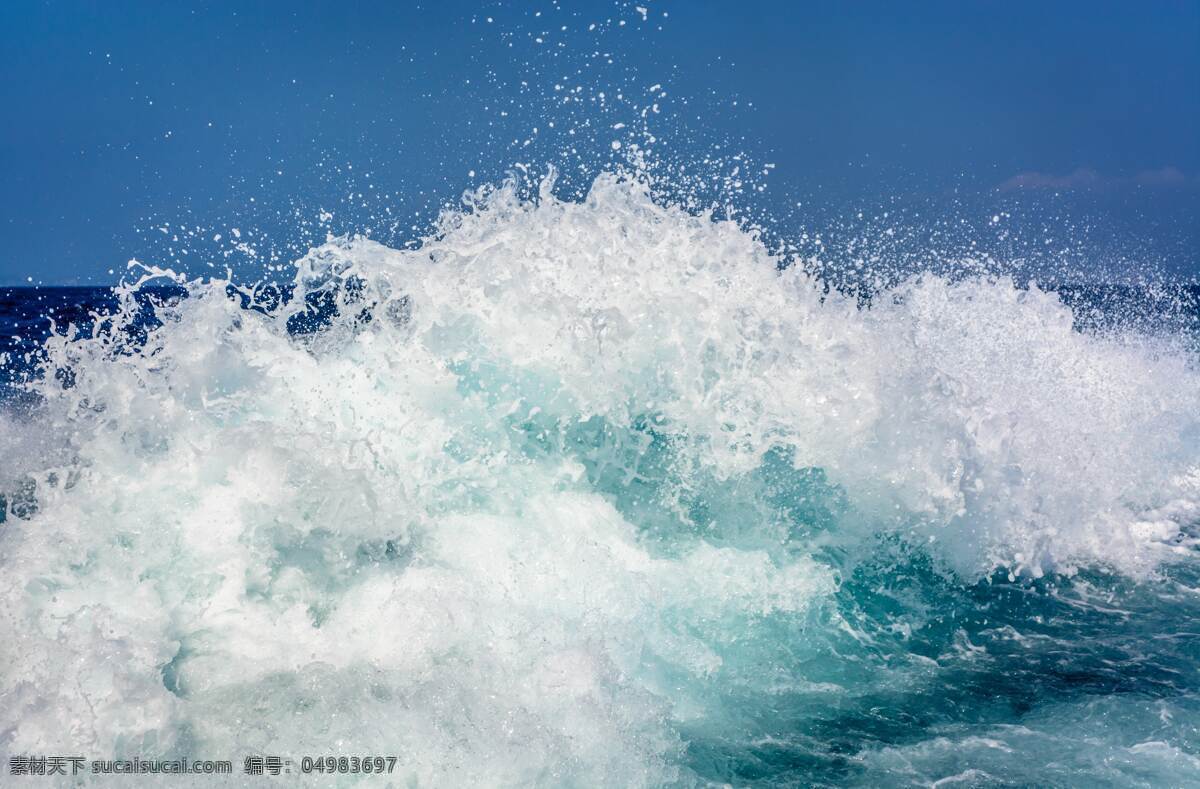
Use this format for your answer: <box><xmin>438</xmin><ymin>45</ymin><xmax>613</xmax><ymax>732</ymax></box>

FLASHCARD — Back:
<box><xmin>1</xmin><ymin>171</ymin><xmax>1198</xmax><ymax>782</ymax></box>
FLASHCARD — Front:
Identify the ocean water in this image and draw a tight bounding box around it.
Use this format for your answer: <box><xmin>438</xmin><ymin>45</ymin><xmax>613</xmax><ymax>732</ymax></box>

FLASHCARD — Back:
<box><xmin>2</xmin><ymin>172</ymin><xmax>1200</xmax><ymax>787</ymax></box>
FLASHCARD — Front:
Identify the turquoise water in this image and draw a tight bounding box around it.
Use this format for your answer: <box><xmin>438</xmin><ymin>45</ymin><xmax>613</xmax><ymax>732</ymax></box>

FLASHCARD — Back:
<box><xmin>2</xmin><ymin>174</ymin><xmax>1200</xmax><ymax>787</ymax></box>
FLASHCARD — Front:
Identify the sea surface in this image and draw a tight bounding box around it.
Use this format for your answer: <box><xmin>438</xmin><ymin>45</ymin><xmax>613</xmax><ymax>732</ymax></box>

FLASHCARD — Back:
<box><xmin>2</xmin><ymin>175</ymin><xmax>1200</xmax><ymax>787</ymax></box>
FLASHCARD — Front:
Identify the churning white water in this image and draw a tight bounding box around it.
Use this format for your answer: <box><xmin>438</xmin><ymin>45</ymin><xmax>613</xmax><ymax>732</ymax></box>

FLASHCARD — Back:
<box><xmin>2</xmin><ymin>171</ymin><xmax>1200</xmax><ymax>786</ymax></box>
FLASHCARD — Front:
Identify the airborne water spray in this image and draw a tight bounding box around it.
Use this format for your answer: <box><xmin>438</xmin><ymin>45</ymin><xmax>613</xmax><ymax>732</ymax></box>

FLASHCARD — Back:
<box><xmin>1</xmin><ymin>167</ymin><xmax>1199</xmax><ymax>786</ymax></box>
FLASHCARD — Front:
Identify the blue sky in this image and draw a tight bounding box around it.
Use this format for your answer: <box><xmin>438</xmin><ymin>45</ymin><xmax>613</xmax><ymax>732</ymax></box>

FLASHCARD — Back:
<box><xmin>1</xmin><ymin>0</ymin><xmax>1197</xmax><ymax>284</ymax></box>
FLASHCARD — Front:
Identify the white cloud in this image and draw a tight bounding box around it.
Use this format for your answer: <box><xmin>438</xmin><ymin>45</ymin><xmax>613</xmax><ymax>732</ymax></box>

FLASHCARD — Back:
<box><xmin>1133</xmin><ymin>166</ymin><xmax>1188</xmax><ymax>186</ymax></box>
<box><xmin>998</xmin><ymin>167</ymin><xmax>1103</xmax><ymax>191</ymax></box>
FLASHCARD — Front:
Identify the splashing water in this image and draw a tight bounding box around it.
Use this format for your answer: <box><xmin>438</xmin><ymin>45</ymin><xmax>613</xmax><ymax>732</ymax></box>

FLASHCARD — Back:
<box><xmin>2</xmin><ymin>171</ymin><xmax>1200</xmax><ymax>786</ymax></box>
